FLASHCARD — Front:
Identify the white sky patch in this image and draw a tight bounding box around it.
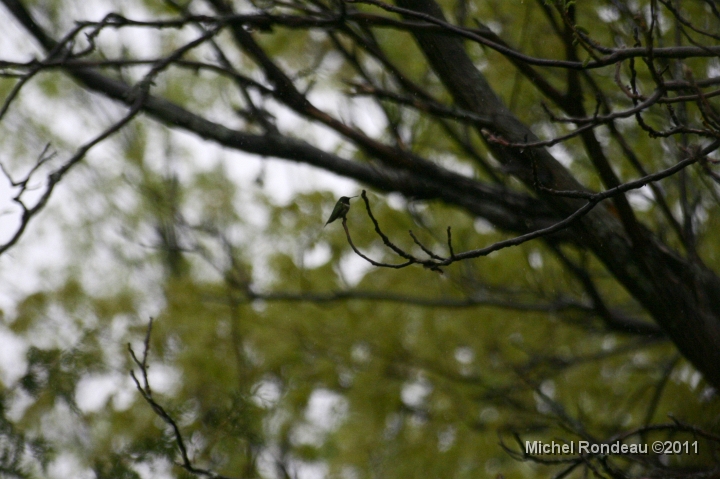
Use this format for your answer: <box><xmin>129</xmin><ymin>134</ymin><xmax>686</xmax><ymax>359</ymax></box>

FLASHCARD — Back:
<box><xmin>21</xmin><ymin>304</ymin><xmax>85</xmax><ymax>351</ymax></box>
<box><xmin>438</xmin><ymin>426</ymin><xmax>456</xmax><ymax>452</ymax></box>
<box><xmin>112</xmin><ymin>378</ymin><xmax>137</xmax><ymax>411</ymax></box>
<box><xmin>536</xmin><ymin>124</ymin><xmax>574</xmax><ymax>167</ymax></box>
<box><xmin>146</xmin><ymin>364</ymin><xmax>181</xmax><ymax>394</ymax></box>
<box><xmin>474</xmin><ymin>217</ymin><xmax>495</xmax><ymax>234</ymax></box>
<box><xmin>255</xmin><ymin>448</ymin><xmax>279</xmax><ymax>479</ymax></box>
<box><xmin>454</xmin><ymin>346</ymin><xmax>474</xmax><ymax>365</ymax></box>
<box><xmin>547</xmin><ymin>143</ymin><xmax>574</xmax><ymax>168</ymax></box>
<box><xmin>351</xmin><ymin>342</ymin><xmax>370</xmax><ymax>363</ymax></box>
<box><xmin>133</xmin><ymin>457</ymin><xmax>175</xmax><ymax>479</ymax></box>
<box><xmin>540</xmin><ymin>379</ymin><xmax>555</xmax><ymax>399</ymax></box>
<box><xmin>0</xmin><ymin>163</ymin><xmax>64</xmax><ymax>249</ymax></box>
<box><xmin>508</xmin><ymin>332</ymin><xmax>523</xmax><ymax>345</ymax></box>
<box><xmin>262</xmin><ymin>159</ymin><xmax>358</xmax><ymax>206</ymax></box>
<box><xmin>305</xmin><ymin>389</ymin><xmax>348</xmax><ymax>431</ymax></box>
<box><xmin>272</xmin><ymin>92</ymin><xmax>350</xmax><ymax>149</ymax></box>
<box><xmin>455</xmin><ymin>346</ymin><xmax>475</xmax><ymax>376</ymax></box>
<box><xmin>319</xmin><ymin>50</ymin><xmax>345</xmax><ymax>77</ymax></box>
<box><xmin>695</xmin><ymin>203</ymin><xmax>709</xmax><ymax>225</ymax></box>
<box><xmin>486</xmin><ymin>21</ymin><xmax>503</xmax><ymax>35</ymax></box>
<box><xmin>338</xmin><ymin>250</ymin><xmax>374</xmax><ymax>287</ymax></box>
<box><xmin>533</xmin><ymin>380</ymin><xmax>556</xmax><ymax>414</ymax></box>
<box><xmin>6</xmin><ymin>388</ymin><xmax>35</xmax><ymax>422</ymax></box>
<box><xmin>0</xmin><ymin>9</ymin><xmax>43</xmax><ymax>59</ymax></box>
<box><xmin>251</xmin><ymin>376</ymin><xmax>283</xmax><ymax>408</ymax></box>
<box><xmin>597</xmin><ymin>6</ymin><xmax>620</xmax><ymax>22</ymax></box>
<box><xmin>602</xmin><ymin>335</ymin><xmax>617</xmax><ymax>351</ymax></box>
<box><xmin>387</xmin><ymin>193</ymin><xmax>407</xmax><ymax>210</ymax></box>
<box><xmin>401</xmin><ymin>376</ymin><xmax>432</xmax><ymax>408</ymax></box>
<box><xmin>295</xmin><ymin>462</ymin><xmax>329</xmax><ymax>479</ymax></box>
<box><xmin>384</xmin><ymin>413</ymin><xmax>402</xmax><ymax>440</ymax></box>
<box><xmin>594</xmin><ymin>125</ymin><xmax>611</xmax><ymax>147</ymax></box>
<box><xmin>676</xmin><ymin>364</ymin><xmax>702</xmax><ymax>390</ymax></box>
<box><xmin>0</xmin><ymin>327</ymin><xmax>27</xmax><ymax>383</ymax></box>
<box><xmin>75</xmin><ymin>373</ymin><xmax>136</xmax><ymax>413</ymax></box>
<box><xmin>344</xmin><ymin>96</ymin><xmax>387</xmax><ymax>139</ymax></box>
<box><xmin>438</xmin><ymin>155</ymin><xmax>476</xmax><ymax>178</ymax></box>
<box><xmin>75</xmin><ymin>374</ymin><xmax>117</xmax><ymax>412</ymax></box>
<box><xmin>479</xmin><ymin>407</ymin><xmax>499</xmax><ymax>423</ymax></box>
<box><xmin>292</xmin><ymin>424</ymin><xmax>324</xmax><ymax>447</ymax></box>
<box><xmin>303</xmin><ymin>242</ymin><xmax>332</xmax><ymax>269</ymax></box>
<box><xmin>291</xmin><ymin>389</ymin><xmax>348</xmax><ymax>451</ymax></box>
<box><xmin>528</xmin><ymin>250</ymin><xmax>543</xmax><ymax>269</ymax></box>
<box><xmin>47</xmin><ymin>453</ymin><xmax>94</xmax><ymax>479</ymax></box>
<box><xmin>474</xmin><ymin>56</ymin><xmax>489</xmax><ymax>72</ymax></box>
<box><xmin>632</xmin><ymin>352</ymin><xmax>649</xmax><ymax>367</ymax></box>
<box><xmin>627</xmin><ymin>185</ymin><xmax>653</xmax><ymax>211</ymax></box>
<box><xmin>340</xmin><ymin>466</ymin><xmax>361</xmax><ymax>479</ymax></box>
<box><xmin>643</xmin><ymin>4</ymin><xmax>669</xmax><ymax>34</ymax></box>
<box><xmin>708</xmin><ymin>59</ymin><xmax>720</xmax><ymax>79</ymax></box>
<box><xmin>615</xmin><ymin>116</ymin><xmax>637</xmax><ymax>132</ymax></box>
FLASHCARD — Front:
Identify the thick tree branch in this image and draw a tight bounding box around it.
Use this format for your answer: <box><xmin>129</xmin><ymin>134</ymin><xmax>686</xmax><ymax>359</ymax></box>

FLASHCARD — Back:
<box><xmin>392</xmin><ymin>0</ymin><xmax>720</xmax><ymax>390</ymax></box>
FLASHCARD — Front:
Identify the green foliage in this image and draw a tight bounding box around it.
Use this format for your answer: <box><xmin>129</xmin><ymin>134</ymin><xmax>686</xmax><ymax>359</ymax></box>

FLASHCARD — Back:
<box><xmin>6</xmin><ymin>171</ymin><xmax>715</xmax><ymax>477</ymax></box>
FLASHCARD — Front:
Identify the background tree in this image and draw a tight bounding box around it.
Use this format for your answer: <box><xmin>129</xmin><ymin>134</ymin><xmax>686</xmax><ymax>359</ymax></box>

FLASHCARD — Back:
<box><xmin>0</xmin><ymin>0</ymin><xmax>719</xmax><ymax>478</ymax></box>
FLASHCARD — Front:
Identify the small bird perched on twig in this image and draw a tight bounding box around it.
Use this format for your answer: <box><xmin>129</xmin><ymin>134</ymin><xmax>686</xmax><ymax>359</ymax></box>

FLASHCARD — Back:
<box><xmin>324</xmin><ymin>196</ymin><xmax>357</xmax><ymax>227</ymax></box>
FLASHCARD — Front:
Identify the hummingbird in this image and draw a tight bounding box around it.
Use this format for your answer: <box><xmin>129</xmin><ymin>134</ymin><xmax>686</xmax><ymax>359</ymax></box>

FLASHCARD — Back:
<box><xmin>324</xmin><ymin>196</ymin><xmax>357</xmax><ymax>227</ymax></box>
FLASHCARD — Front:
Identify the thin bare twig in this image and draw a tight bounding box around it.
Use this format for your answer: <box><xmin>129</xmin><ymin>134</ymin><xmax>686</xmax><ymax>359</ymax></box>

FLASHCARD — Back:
<box><xmin>128</xmin><ymin>319</ymin><xmax>238</xmax><ymax>479</ymax></box>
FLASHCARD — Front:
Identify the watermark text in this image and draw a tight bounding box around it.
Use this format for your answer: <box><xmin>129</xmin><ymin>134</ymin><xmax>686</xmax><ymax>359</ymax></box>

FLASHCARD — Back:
<box><xmin>525</xmin><ymin>440</ymin><xmax>699</xmax><ymax>456</ymax></box>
